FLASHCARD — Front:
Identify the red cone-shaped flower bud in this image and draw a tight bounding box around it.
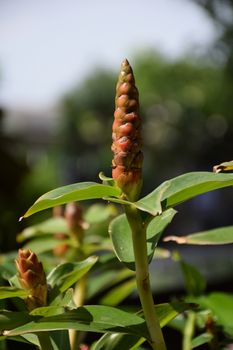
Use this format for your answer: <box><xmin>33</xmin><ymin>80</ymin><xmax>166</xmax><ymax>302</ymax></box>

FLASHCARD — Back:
<box><xmin>112</xmin><ymin>59</ymin><xmax>143</xmax><ymax>201</ymax></box>
<box><xmin>16</xmin><ymin>249</ymin><xmax>47</xmax><ymax>310</ymax></box>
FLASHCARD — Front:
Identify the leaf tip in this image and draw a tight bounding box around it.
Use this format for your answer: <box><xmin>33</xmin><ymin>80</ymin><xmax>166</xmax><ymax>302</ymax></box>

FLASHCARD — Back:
<box><xmin>163</xmin><ymin>235</ymin><xmax>187</xmax><ymax>244</ymax></box>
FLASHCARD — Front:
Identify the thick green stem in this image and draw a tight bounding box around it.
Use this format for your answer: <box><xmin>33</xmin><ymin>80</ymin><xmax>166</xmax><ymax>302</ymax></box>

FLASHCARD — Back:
<box><xmin>182</xmin><ymin>311</ymin><xmax>196</xmax><ymax>350</ymax></box>
<box><xmin>37</xmin><ymin>332</ymin><xmax>54</xmax><ymax>350</ymax></box>
<box><xmin>125</xmin><ymin>205</ymin><xmax>167</xmax><ymax>350</ymax></box>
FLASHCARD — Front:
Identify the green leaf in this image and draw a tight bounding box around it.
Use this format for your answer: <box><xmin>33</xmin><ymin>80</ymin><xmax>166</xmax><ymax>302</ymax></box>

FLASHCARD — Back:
<box><xmin>100</xmin><ymin>279</ymin><xmax>136</xmax><ymax>306</ymax></box>
<box><xmin>148</xmin><ymin>302</ymin><xmax>192</xmax><ymax>328</ymax></box>
<box><xmin>164</xmin><ymin>225</ymin><xmax>233</xmax><ymax>245</ymax></box>
<box><xmin>5</xmin><ymin>306</ymin><xmax>150</xmax><ymax>339</ymax></box>
<box><xmin>109</xmin><ymin>209</ymin><xmax>176</xmax><ymax>270</ymax></box>
<box><xmin>17</xmin><ymin>217</ymin><xmax>69</xmax><ymax>243</ymax></box>
<box><xmin>23</xmin><ymin>237</ymin><xmax>72</xmax><ymax>254</ymax></box>
<box><xmin>136</xmin><ymin>172</ymin><xmax>233</xmax><ymax>215</ymax></box>
<box><xmin>47</xmin><ymin>256</ymin><xmax>98</xmax><ymax>292</ymax></box>
<box><xmin>0</xmin><ymin>287</ymin><xmax>28</xmax><ymax>300</ymax></box>
<box><xmin>180</xmin><ymin>260</ymin><xmax>206</xmax><ymax>296</ymax></box>
<box><xmin>191</xmin><ymin>333</ymin><xmax>213</xmax><ymax>348</ymax></box>
<box><xmin>189</xmin><ymin>293</ymin><xmax>233</xmax><ymax>335</ymax></box>
<box><xmin>0</xmin><ymin>310</ymin><xmax>32</xmax><ymax>330</ymax></box>
<box><xmin>93</xmin><ymin>302</ymin><xmax>192</xmax><ymax>350</ymax></box>
<box><xmin>84</xmin><ymin>204</ymin><xmax>117</xmax><ymax>224</ymax></box>
<box><xmin>22</xmin><ymin>182</ymin><xmax>121</xmax><ymax>218</ymax></box>
<box><xmin>92</xmin><ymin>333</ymin><xmax>142</xmax><ymax>350</ymax></box>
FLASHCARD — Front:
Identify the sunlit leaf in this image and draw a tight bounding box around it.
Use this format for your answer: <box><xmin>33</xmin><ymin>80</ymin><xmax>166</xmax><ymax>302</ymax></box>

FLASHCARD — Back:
<box><xmin>164</xmin><ymin>225</ymin><xmax>233</xmax><ymax>245</ymax></box>
<box><xmin>22</xmin><ymin>182</ymin><xmax>121</xmax><ymax>218</ymax></box>
<box><xmin>136</xmin><ymin>172</ymin><xmax>233</xmax><ymax>215</ymax></box>
<box><xmin>47</xmin><ymin>256</ymin><xmax>98</xmax><ymax>292</ymax></box>
<box><xmin>109</xmin><ymin>209</ymin><xmax>176</xmax><ymax>270</ymax></box>
<box><xmin>0</xmin><ymin>287</ymin><xmax>28</xmax><ymax>300</ymax></box>
<box><xmin>213</xmin><ymin>160</ymin><xmax>233</xmax><ymax>173</ymax></box>
<box><xmin>5</xmin><ymin>306</ymin><xmax>150</xmax><ymax>339</ymax></box>
<box><xmin>191</xmin><ymin>333</ymin><xmax>213</xmax><ymax>348</ymax></box>
<box><xmin>93</xmin><ymin>301</ymin><xmax>192</xmax><ymax>350</ymax></box>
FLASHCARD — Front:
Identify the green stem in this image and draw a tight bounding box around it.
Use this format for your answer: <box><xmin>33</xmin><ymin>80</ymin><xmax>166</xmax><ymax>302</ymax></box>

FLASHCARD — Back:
<box><xmin>69</xmin><ymin>276</ymin><xmax>87</xmax><ymax>350</ymax></box>
<box><xmin>182</xmin><ymin>311</ymin><xmax>196</xmax><ymax>350</ymax></box>
<box><xmin>37</xmin><ymin>332</ymin><xmax>54</xmax><ymax>350</ymax></box>
<box><xmin>125</xmin><ymin>205</ymin><xmax>167</xmax><ymax>350</ymax></box>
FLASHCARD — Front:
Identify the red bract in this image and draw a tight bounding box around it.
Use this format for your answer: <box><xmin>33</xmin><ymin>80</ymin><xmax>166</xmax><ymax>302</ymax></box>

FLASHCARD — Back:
<box><xmin>112</xmin><ymin>59</ymin><xmax>143</xmax><ymax>201</ymax></box>
<box><xmin>16</xmin><ymin>249</ymin><xmax>47</xmax><ymax>310</ymax></box>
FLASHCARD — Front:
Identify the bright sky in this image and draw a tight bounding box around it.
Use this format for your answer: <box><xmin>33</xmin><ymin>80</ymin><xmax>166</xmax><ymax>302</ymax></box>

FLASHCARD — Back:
<box><xmin>0</xmin><ymin>0</ymin><xmax>217</xmax><ymax>108</ymax></box>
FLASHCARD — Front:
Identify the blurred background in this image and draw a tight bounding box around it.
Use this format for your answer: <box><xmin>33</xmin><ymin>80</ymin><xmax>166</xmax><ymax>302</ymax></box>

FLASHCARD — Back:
<box><xmin>0</xmin><ymin>0</ymin><xmax>233</xmax><ymax>298</ymax></box>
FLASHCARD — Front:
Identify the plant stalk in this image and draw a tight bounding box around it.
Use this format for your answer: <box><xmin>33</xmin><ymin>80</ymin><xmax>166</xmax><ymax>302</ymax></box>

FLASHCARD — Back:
<box><xmin>69</xmin><ymin>276</ymin><xmax>87</xmax><ymax>350</ymax></box>
<box><xmin>182</xmin><ymin>311</ymin><xmax>196</xmax><ymax>350</ymax></box>
<box><xmin>125</xmin><ymin>205</ymin><xmax>167</xmax><ymax>350</ymax></box>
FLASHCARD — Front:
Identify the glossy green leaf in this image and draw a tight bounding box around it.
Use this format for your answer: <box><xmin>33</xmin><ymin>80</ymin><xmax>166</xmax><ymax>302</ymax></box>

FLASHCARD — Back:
<box><xmin>30</xmin><ymin>290</ymin><xmax>76</xmax><ymax>317</ymax></box>
<box><xmin>143</xmin><ymin>302</ymin><xmax>192</xmax><ymax>328</ymax></box>
<box><xmin>0</xmin><ymin>287</ymin><xmax>28</xmax><ymax>300</ymax></box>
<box><xmin>22</xmin><ymin>182</ymin><xmax>121</xmax><ymax>218</ymax></box>
<box><xmin>93</xmin><ymin>301</ymin><xmax>192</xmax><ymax>350</ymax></box>
<box><xmin>17</xmin><ymin>217</ymin><xmax>69</xmax><ymax>243</ymax></box>
<box><xmin>5</xmin><ymin>306</ymin><xmax>150</xmax><ymax>339</ymax></box>
<box><xmin>47</xmin><ymin>256</ymin><xmax>98</xmax><ymax>292</ymax></box>
<box><xmin>164</xmin><ymin>225</ymin><xmax>233</xmax><ymax>245</ymax></box>
<box><xmin>136</xmin><ymin>172</ymin><xmax>233</xmax><ymax>215</ymax></box>
<box><xmin>109</xmin><ymin>209</ymin><xmax>176</xmax><ymax>270</ymax></box>
<box><xmin>191</xmin><ymin>333</ymin><xmax>213</xmax><ymax>348</ymax></box>
<box><xmin>100</xmin><ymin>279</ymin><xmax>136</xmax><ymax>306</ymax></box>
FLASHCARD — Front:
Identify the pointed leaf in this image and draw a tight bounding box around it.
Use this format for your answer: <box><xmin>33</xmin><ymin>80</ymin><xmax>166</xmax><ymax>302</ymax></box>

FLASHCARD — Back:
<box><xmin>22</xmin><ymin>182</ymin><xmax>121</xmax><ymax>218</ymax></box>
<box><xmin>100</xmin><ymin>279</ymin><xmax>136</xmax><ymax>306</ymax></box>
<box><xmin>109</xmin><ymin>209</ymin><xmax>176</xmax><ymax>270</ymax></box>
<box><xmin>17</xmin><ymin>217</ymin><xmax>69</xmax><ymax>243</ymax></box>
<box><xmin>93</xmin><ymin>301</ymin><xmax>192</xmax><ymax>350</ymax></box>
<box><xmin>213</xmin><ymin>160</ymin><xmax>233</xmax><ymax>173</ymax></box>
<box><xmin>93</xmin><ymin>333</ymin><xmax>142</xmax><ymax>350</ymax></box>
<box><xmin>191</xmin><ymin>333</ymin><xmax>213</xmax><ymax>348</ymax></box>
<box><xmin>0</xmin><ymin>287</ymin><xmax>28</xmax><ymax>300</ymax></box>
<box><xmin>179</xmin><ymin>260</ymin><xmax>206</xmax><ymax>296</ymax></box>
<box><xmin>188</xmin><ymin>293</ymin><xmax>233</xmax><ymax>335</ymax></box>
<box><xmin>47</xmin><ymin>256</ymin><xmax>98</xmax><ymax>292</ymax></box>
<box><xmin>136</xmin><ymin>172</ymin><xmax>233</xmax><ymax>215</ymax></box>
<box><xmin>5</xmin><ymin>306</ymin><xmax>150</xmax><ymax>339</ymax></box>
<box><xmin>164</xmin><ymin>226</ymin><xmax>233</xmax><ymax>245</ymax></box>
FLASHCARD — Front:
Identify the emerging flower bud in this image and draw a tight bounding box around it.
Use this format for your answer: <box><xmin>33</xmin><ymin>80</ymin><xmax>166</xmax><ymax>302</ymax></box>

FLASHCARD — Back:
<box><xmin>16</xmin><ymin>249</ymin><xmax>47</xmax><ymax>311</ymax></box>
<box><xmin>65</xmin><ymin>202</ymin><xmax>86</xmax><ymax>244</ymax></box>
<box><xmin>112</xmin><ymin>59</ymin><xmax>143</xmax><ymax>201</ymax></box>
